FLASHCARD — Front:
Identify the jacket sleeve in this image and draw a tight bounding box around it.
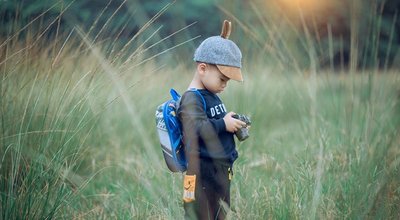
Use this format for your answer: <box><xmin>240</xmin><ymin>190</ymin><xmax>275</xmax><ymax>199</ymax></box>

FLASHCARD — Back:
<box><xmin>178</xmin><ymin>92</ymin><xmax>226</xmax><ymax>174</ymax></box>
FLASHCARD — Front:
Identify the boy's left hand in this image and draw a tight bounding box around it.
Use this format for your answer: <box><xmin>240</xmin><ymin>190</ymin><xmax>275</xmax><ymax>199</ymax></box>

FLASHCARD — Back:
<box><xmin>223</xmin><ymin>112</ymin><xmax>247</xmax><ymax>133</ymax></box>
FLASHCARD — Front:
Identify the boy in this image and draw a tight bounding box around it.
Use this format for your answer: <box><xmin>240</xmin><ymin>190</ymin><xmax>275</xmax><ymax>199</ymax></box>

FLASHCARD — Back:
<box><xmin>177</xmin><ymin>20</ymin><xmax>246</xmax><ymax>220</ymax></box>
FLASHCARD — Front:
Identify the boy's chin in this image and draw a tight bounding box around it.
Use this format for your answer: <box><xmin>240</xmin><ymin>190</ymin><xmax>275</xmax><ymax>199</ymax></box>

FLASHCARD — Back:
<box><xmin>205</xmin><ymin>87</ymin><xmax>223</xmax><ymax>94</ymax></box>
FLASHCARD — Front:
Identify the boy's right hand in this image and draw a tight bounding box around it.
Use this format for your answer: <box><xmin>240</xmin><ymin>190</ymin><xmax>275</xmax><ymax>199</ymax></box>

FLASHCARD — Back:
<box><xmin>223</xmin><ymin>112</ymin><xmax>247</xmax><ymax>133</ymax></box>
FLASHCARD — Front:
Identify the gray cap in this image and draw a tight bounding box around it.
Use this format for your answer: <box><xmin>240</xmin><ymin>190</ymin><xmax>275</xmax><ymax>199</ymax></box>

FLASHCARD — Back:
<box><xmin>193</xmin><ymin>36</ymin><xmax>243</xmax><ymax>81</ymax></box>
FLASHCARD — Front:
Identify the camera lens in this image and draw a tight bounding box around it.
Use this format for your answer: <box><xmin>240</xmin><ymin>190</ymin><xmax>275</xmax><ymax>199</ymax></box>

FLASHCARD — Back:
<box><xmin>235</xmin><ymin>127</ymin><xmax>249</xmax><ymax>141</ymax></box>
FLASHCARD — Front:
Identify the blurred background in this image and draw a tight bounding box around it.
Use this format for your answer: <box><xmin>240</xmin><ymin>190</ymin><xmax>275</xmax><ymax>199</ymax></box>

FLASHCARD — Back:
<box><xmin>1</xmin><ymin>0</ymin><xmax>399</xmax><ymax>219</ymax></box>
<box><xmin>1</xmin><ymin>0</ymin><xmax>399</xmax><ymax>70</ymax></box>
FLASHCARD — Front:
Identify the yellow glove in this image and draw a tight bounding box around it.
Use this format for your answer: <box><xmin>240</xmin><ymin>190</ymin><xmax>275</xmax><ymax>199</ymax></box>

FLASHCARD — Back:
<box><xmin>183</xmin><ymin>175</ymin><xmax>196</xmax><ymax>203</ymax></box>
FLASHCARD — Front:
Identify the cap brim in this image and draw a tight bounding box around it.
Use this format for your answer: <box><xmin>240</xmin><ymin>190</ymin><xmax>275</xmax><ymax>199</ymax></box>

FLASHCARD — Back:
<box><xmin>216</xmin><ymin>65</ymin><xmax>243</xmax><ymax>82</ymax></box>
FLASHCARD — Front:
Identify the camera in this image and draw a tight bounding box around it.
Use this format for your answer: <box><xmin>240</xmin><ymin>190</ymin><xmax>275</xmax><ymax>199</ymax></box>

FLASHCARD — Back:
<box><xmin>232</xmin><ymin>114</ymin><xmax>251</xmax><ymax>141</ymax></box>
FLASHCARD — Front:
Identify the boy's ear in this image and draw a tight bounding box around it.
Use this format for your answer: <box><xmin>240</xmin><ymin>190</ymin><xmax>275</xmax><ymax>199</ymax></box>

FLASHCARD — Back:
<box><xmin>197</xmin><ymin>63</ymin><xmax>207</xmax><ymax>74</ymax></box>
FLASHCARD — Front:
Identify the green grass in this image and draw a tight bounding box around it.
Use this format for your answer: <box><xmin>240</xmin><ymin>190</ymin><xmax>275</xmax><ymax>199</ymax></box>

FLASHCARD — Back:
<box><xmin>2</xmin><ymin>43</ymin><xmax>399</xmax><ymax>219</ymax></box>
<box><xmin>226</xmin><ymin>71</ymin><xmax>400</xmax><ymax>219</ymax></box>
<box><xmin>1</xmin><ymin>15</ymin><xmax>400</xmax><ymax>220</ymax></box>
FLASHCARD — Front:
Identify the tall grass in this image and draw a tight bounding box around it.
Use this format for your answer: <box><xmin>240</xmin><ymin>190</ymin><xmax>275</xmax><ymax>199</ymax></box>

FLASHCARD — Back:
<box><xmin>1</xmin><ymin>2</ymin><xmax>400</xmax><ymax>220</ymax></box>
<box><xmin>0</xmin><ymin>38</ymin><xmax>96</xmax><ymax>218</ymax></box>
<box><xmin>224</xmin><ymin>70</ymin><xmax>400</xmax><ymax>219</ymax></box>
<box><xmin>0</xmin><ymin>2</ymin><xmax>195</xmax><ymax>217</ymax></box>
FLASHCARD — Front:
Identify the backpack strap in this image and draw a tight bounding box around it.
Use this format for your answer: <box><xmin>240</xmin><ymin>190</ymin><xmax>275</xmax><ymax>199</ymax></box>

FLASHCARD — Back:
<box><xmin>170</xmin><ymin>88</ymin><xmax>206</xmax><ymax>111</ymax></box>
<box><xmin>170</xmin><ymin>88</ymin><xmax>181</xmax><ymax>101</ymax></box>
<box><xmin>188</xmin><ymin>88</ymin><xmax>206</xmax><ymax>111</ymax></box>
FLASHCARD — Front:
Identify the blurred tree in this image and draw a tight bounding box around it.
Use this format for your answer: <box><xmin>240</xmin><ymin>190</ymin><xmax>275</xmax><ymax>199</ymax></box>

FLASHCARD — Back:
<box><xmin>0</xmin><ymin>0</ymin><xmax>398</xmax><ymax>69</ymax></box>
<box><xmin>0</xmin><ymin>0</ymin><xmax>224</xmax><ymax>41</ymax></box>
<box><xmin>238</xmin><ymin>0</ymin><xmax>400</xmax><ymax>71</ymax></box>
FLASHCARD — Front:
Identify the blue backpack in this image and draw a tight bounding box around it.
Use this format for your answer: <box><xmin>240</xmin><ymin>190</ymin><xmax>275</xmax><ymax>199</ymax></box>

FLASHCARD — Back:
<box><xmin>155</xmin><ymin>88</ymin><xmax>205</xmax><ymax>172</ymax></box>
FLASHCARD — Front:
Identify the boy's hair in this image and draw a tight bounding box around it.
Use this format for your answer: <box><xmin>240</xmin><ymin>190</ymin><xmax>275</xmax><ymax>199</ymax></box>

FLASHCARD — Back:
<box><xmin>193</xmin><ymin>20</ymin><xmax>243</xmax><ymax>82</ymax></box>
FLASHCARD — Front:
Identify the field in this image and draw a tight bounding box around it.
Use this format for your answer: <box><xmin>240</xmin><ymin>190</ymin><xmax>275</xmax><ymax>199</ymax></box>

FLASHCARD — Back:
<box><xmin>1</xmin><ymin>36</ymin><xmax>399</xmax><ymax>219</ymax></box>
<box><xmin>1</xmin><ymin>14</ymin><xmax>400</xmax><ymax>220</ymax></box>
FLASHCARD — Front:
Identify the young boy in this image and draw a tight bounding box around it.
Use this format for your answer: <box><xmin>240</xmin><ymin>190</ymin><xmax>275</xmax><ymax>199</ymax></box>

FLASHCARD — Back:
<box><xmin>177</xmin><ymin>21</ymin><xmax>246</xmax><ymax>220</ymax></box>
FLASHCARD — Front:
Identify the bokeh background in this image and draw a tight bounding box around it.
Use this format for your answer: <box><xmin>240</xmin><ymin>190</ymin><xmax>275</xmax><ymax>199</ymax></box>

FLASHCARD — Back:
<box><xmin>1</xmin><ymin>0</ymin><xmax>399</xmax><ymax>219</ymax></box>
<box><xmin>2</xmin><ymin>0</ymin><xmax>400</xmax><ymax>70</ymax></box>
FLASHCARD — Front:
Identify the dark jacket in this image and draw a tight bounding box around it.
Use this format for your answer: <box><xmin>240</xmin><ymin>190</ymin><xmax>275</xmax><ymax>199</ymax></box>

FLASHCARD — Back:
<box><xmin>177</xmin><ymin>89</ymin><xmax>238</xmax><ymax>174</ymax></box>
